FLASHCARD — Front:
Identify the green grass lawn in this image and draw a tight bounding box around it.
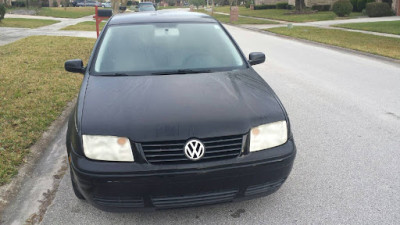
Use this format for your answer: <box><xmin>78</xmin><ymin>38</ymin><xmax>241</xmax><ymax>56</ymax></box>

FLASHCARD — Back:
<box><xmin>333</xmin><ymin>20</ymin><xmax>400</xmax><ymax>35</ymax></box>
<box><xmin>158</xmin><ymin>6</ymin><xmax>189</xmax><ymax>9</ymax></box>
<box><xmin>37</xmin><ymin>7</ymin><xmax>95</xmax><ymax>18</ymax></box>
<box><xmin>213</xmin><ymin>6</ymin><xmax>363</xmax><ymax>22</ymax></box>
<box><xmin>267</xmin><ymin>26</ymin><xmax>400</xmax><ymax>59</ymax></box>
<box><xmin>196</xmin><ymin>9</ymin><xmax>278</xmax><ymax>24</ymax></box>
<box><xmin>0</xmin><ymin>36</ymin><xmax>95</xmax><ymax>186</ymax></box>
<box><xmin>62</xmin><ymin>21</ymin><xmax>106</xmax><ymax>31</ymax></box>
<box><xmin>0</xmin><ymin>18</ymin><xmax>59</xmax><ymax>28</ymax></box>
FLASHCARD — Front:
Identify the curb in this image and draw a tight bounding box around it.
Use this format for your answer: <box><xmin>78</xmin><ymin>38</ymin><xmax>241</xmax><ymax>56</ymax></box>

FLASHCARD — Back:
<box><xmin>0</xmin><ymin>99</ymin><xmax>76</xmax><ymax>217</ymax></box>
<box><xmin>226</xmin><ymin>23</ymin><xmax>400</xmax><ymax>65</ymax></box>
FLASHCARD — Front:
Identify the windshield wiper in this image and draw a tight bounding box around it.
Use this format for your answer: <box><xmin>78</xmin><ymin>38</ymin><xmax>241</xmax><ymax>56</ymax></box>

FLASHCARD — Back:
<box><xmin>98</xmin><ymin>73</ymin><xmax>130</xmax><ymax>76</ymax></box>
<box><xmin>152</xmin><ymin>69</ymin><xmax>212</xmax><ymax>75</ymax></box>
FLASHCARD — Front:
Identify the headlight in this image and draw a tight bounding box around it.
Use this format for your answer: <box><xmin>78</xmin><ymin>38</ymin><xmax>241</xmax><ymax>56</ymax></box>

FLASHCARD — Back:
<box><xmin>82</xmin><ymin>135</ymin><xmax>134</xmax><ymax>162</ymax></box>
<box><xmin>249</xmin><ymin>121</ymin><xmax>288</xmax><ymax>152</ymax></box>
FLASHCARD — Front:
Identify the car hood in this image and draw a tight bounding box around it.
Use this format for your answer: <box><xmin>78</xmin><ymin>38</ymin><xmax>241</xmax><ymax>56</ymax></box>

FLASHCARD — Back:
<box><xmin>81</xmin><ymin>69</ymin><xmax>286</xmax><ymax>142</ymax></box>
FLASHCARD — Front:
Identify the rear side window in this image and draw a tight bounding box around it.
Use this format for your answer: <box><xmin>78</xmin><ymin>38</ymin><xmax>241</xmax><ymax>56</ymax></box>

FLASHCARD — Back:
<box><xmin>93</xmin><ymin>23</ymin><xmax>245</xmax><ymax>75</ymax></box>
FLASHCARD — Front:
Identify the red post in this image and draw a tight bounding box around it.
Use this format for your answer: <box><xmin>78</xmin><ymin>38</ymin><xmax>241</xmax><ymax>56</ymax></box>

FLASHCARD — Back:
<box><xmin>95</xmin><ymin>6</ymin><xmax>100</xmax><ymax>38</ymax></box>
<box><xmin>93</xmin><ymin>6</ymin><xmax>112</xmax><ymax>38</ymax></box>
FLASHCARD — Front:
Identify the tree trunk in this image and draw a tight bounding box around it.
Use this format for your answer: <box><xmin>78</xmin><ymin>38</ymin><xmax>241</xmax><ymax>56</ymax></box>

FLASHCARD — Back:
<box><xmin>211</xmin><ymin>0</ymin><xmax>214</xmax><ymax>15</ymax></box>
<box><xmin>295</xmin><ymin>0</ymin><xmax>305</xmax><ymax>11</ymax></box>
<box><xmin>112</xmin><ymin>0</ymin><xmax>119</xmax><ymax>14</ymax></box>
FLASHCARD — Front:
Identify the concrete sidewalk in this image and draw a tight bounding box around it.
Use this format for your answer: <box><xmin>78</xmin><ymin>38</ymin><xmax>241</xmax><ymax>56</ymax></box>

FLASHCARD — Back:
<box><xmin>0</xmin><ymin>14</ymin><xmax>97</xmax><ymax>46</ymax></box>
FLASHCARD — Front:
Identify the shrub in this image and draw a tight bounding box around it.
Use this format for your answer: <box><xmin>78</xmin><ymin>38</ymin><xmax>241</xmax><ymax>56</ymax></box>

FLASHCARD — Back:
<box><xmin>332</xmin><ymin>0</ymin><xmax>353</xmax><ymax>17</ymax></box>
<box><xmin>244</xmin><ymin>0</ymin><xmax>252</xmax><ymax>8</ymax></box>
<box><xmin>366</xmin><ymin>2</ymin><xmax>393</xmax><ymax>17</ymax></box>
<box><xmin>276</xmin><ymin>2</ymin><xmax>289</xmax><ymax>9</ymax></box>
<box><xmin>254</xmin><ymin>5</ymin><xmax>276</xmax><ymax>10</ymax></box>
<box><xmin>357</xmin><ymin>0</ymin><xmax>366</xmax><ymax>11</ymax></box>
<box><xmin>41</xmin><ymin>1</ymin><xmax>49</xmax><ymax>7</ymax></box>
<box><xmin>11</xmin><ymin>1</ymin><xmax>26</xmax><ymax>7</ymax></box>
<box><xmin>311</xmin><ymin>4</ymin><xmax>331</xmax><ymax>11</ymax></box>
<box><xmin>382</xmin><ymin>0</ymin><xmax>393</xmax><ymax>7</ymax></box>
<box><xmin>361</xmin><ymin>8</ymin><xmax>367</xmax><ymax>15</ymax></box>
<box><xmin>0</xmin><ymin>4</ymin><xmax>5</xmax><ymax>22</ymax></box>
<box><xmin>127</xmin><ymin>1</ymin><xmax>133</xmax><ymax>6</ymax></box>
<box><xmin>350</xmin><ymin>0</ymin><xmax>358</xmax><ymax>11</ymax></box>
<box><xmin>357</xmin><ymin>0</ymin><xmax>374</xmax><ymax>11</ymax></box>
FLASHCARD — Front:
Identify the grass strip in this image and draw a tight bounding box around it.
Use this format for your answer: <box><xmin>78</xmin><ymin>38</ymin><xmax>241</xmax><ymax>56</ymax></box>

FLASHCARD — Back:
<box><xmin>213</xmin><ymin>6</ymin><xmax>362</xmax><ymax>22</ymax></box>
<box><xmin>267</xmin><ymin>26</ymin><xmax>400</xmax><ymax>59</ymax></box>
<box><xmin>62</xmin><ymin>21</ymin><xmax>106</xmax><ymax>31</ymax></box>
<box><xmin>333</xmin><ymin>20</ymin><xmax>400</xmax><ymax>35</ymax></box>
<box><xmin>0</xmin><ymin>18</ymin><xmax>59</xmax><ymax>28</ymax></box>
<box><xmin>196</xmin><ymin>9</ymin><xmax>278</xmax><ymax>24</ymax></box>
<box><xmin>37</xmin><ymin>7</ymin><xmax>94</xmax><ymax>18</ymax></box>
<box><xmin>0</xmin><ymin>36</ymin><xmax>95</xmax><ymax>185</ymax></box>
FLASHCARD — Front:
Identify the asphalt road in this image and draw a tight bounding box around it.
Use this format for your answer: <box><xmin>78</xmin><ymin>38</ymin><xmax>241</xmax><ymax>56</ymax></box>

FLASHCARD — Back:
<box><xmin>27</xmin><ymin>24</ymin><xmax>400</xmax><ymax>224</ymax></box>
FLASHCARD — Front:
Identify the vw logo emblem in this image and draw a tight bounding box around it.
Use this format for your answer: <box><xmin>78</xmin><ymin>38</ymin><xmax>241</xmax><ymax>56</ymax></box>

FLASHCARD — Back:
<box><xmin>184</xmin><ymin>139</ymin><xmax>205</xmax><ymax>161</ymax></box>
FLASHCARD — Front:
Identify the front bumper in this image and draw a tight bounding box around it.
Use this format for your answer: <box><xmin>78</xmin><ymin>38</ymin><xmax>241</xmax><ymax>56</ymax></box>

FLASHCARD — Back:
<box><xmin>70</xmin><ymin>138</ymin><xmax>296</xmax><ymax>211</ymax></box>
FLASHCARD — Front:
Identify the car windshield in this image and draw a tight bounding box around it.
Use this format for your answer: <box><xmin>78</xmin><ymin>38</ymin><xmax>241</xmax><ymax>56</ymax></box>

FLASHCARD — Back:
<box><xmin>92</xmin><ymin>23</ymin><xmax>246</xmax><ymax>75</ymax></box>
<box><xmin>140</xmin><ymin>6</ymin><xmax>155</xmax><ymax>11</ymax></box>
<box><xmin>139</xmin><ymin>2</ymin><xmax>153</xmax><ymax>6</ymax></box>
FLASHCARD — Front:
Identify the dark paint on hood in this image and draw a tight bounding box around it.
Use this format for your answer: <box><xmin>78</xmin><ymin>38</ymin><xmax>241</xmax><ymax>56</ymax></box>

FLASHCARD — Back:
<box><xmin>81</xmin><ymin>69</ymin><xmax>286</xmax><ymax>142</ymax></box>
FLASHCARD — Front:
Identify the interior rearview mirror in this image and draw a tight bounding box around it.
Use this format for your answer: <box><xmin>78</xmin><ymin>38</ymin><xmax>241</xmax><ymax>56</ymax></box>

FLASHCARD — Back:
<box><xmin>65</xmin><ymin>59</ymin><xmax>85</xmax><ymax>74</ymax></box>
<box><xmin>248</xmin><ymin>52</ymin><xmax>265</xmax><ymax>66</ymax></box>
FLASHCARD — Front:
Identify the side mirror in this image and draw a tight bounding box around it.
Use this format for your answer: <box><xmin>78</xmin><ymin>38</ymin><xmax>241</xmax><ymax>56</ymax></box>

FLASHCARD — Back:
<box><xmin>65</xmin><ymin>59</ymin><xmax>85</xmax><ymax>74</ymax></box>
<box><xmin>248</xmin><ymin>52</ymin><xmax>265</xmax><ymax>66</ymax></box>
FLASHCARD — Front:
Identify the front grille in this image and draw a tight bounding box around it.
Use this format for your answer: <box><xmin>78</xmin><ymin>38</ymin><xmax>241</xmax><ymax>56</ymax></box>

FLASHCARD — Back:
<box><xmin>92</xmin><ymin>195</ymin><xmax>144</xmax><ymax>208</ymax></box>
<box><xmin>152</xmin><ymin>189</ymin><xmax>238</xmax><ymax>209</ymax></box>
<box><xmin>141</xmin><ymin>134</ymin><xmax>244</xmax><ymax>164</ymax></box>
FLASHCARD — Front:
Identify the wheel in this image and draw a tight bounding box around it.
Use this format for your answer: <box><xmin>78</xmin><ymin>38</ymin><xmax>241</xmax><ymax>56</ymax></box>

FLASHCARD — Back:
<box><xmin>70</xmin><ymin>167</ymin><xmax>85</xmax><ymax>200</ymax></box>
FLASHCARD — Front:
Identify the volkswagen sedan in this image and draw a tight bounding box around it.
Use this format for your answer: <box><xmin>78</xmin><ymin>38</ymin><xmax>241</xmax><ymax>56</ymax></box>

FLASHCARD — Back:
<box><xmin>65</xmin><ymin>11</ymin><xmax>296</xmax><ymax>211</ymax></box>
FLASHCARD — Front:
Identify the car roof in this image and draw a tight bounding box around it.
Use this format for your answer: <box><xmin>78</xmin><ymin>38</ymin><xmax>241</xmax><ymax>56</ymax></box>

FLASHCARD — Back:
<box><xmin>109</xmin><ymin>11</ymin><xmax>217</xmax><ymax>25</ymax></box>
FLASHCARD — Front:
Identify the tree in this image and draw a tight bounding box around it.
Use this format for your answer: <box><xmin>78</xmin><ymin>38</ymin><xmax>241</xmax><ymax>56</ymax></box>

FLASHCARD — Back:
<box><xmin>0</xmin><ymin>3</ymin><xmax>6</xmax><ymax>23</ymax></box>
<box><xmin>189</xmin><ymin>0</ymin><xmax>205</xmax><ymax>9</ymax></box>
<box><xmin>295</xmin><ymin>0</ymin><xmax>305</xmax><ymax>11</ymax></box>
<box><xmin>112</xmin><ymin>0</ymin><xmax>119</xmax><ymax>14</ymax></box>
<box><xmin>228</xmin><ymin>0</ymin><xmax>237</xmax><ymax>6</ymax></box>
<box><xmin>167</xmin><ymin>0</ymin><xmax>176</xmax><ymax>6</ymax></box>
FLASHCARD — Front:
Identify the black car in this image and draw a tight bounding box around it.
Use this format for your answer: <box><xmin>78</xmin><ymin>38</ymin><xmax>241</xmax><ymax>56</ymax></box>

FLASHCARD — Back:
<box><xmin>65</xmin><ymin>11</ymin><xmax>296</xmax><ymax>211</ymax></box>
<box><xmin>136</xmin><ymin>2</ymin><xmax>157</xmax><ymax>12</ymax></box>
<box><xmin>138</xmin><ymin>5</ymin><xmax>156</xmax><ymax>12</ymax></box>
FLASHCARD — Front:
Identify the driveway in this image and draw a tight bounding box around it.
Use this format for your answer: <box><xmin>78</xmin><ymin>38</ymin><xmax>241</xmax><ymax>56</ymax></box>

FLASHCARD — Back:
<box><xmin>2</xmin><ymin>23</ymin><xmax>400</xmax><ymax>225</ymax></box>
<box><xmin>0</xmin><ymin>14</ymin><xmax>96</xmax><ymax>46</ymax></box>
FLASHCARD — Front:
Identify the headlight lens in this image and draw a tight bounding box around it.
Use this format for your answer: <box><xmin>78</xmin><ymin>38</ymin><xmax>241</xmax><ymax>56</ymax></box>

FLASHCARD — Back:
<box><xmin>250</xmin><ymin>121</ymin><xmax>288</xmax><ymax>152</ymax></box>
<box><xmin>82</xmin><ymin>135</ymin><xmax>134</xmax><ymax>162</ymax></box>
